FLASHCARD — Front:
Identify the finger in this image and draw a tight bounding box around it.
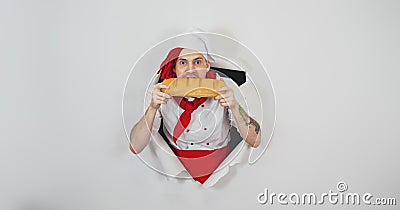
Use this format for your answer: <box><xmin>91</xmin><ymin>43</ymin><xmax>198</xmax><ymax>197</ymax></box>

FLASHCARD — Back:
<box><xmin>155</xmin><ymin>96</ymin><xmax>169</xmax><ymax>102</ymax></box>
<box><xmin>154</xmin><ymin>98</ymin><xmax>166</xmax><ymax>104</ymax></box>
<box><xmin>160</xmin><ymin>84</ymin><xmax>169</xmax><ymax>89</ymax></box>
<box><xmin>162</xmin><ymin>93</ymin><xmax>171</xmax><ymax>99</ymax></box>
<box><xmin>156</xmin><ymin>92</ymin><xmax>171</xmax><ymax>99</ymax></box>
<box><xmin>217</xmin><ymin>94</ymin><xmax>233</xmax><ymax>102</ymax></box>
<box><xmin>219</xmin><ymin>102</ymin><xmax>229</xmax><ymax>107</ymax></box>
<box><xmin>217</xmin><ymin>86</ymin><xmax>228</xmax><ymax>92</ymax></box>
<box><xmin>215</xmin><ymin>92</ymin><xmax>230</xmax><ymax>99</ymax></box>
<box><xmin>215</xmin><ymin>95</ymin><xmax>226</xmax><ymax>100</ymax></box>
<box><xmin>155</xmin><ymin>83</ymin><xmax>169</xmax><ymax>90</ymax></box>
<box><xmin>219</xmin><ymin>98</ymin><xmax>230</xmax><ymax>105</ymax></box>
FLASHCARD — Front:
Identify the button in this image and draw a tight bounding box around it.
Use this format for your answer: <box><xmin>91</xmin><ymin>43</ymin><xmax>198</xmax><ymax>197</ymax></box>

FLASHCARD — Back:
<box><xmin>206</xmin><ymin>142</ymin><xmax>210</xmax><ymax>145</ymax></box>
<box><xmin>204</xmin><ymin>127</ymin><xmax>207</xmax><ymax>131</ymax></box>
<box><xmin>201</xmin><ymin>105</ymin><xmax>205</xmax><ymax>107</ymax></box>
<box><xmin>190</xmin><ymin>143</ymin><xmax>194</xmax><ymax>145</ymax></box>
<box><xmin>186</xmin><ymin>129</ymin><xmax>190</xmax><ymax>132</ymax></box>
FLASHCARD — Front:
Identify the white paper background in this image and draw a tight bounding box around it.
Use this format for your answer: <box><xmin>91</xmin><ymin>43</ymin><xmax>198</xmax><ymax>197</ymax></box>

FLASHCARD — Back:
<box><xmin>1</xmin><ymin>0</ymin><xmax>399</xmax><ymax>209</ymax></box>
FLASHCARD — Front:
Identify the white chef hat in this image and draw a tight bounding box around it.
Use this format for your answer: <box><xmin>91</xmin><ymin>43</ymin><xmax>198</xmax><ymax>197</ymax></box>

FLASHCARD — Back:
<box><xmin>171</xmin><ymin>31</ymin><xmax>215</xmax><ymax>63</ymax></box>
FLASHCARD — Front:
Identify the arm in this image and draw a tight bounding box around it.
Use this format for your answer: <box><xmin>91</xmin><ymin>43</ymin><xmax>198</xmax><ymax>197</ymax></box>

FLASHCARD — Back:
<box><xmin>229</xmin><ymin>105</ymin><xmax>261</xmax><ymax>148</ymax></box>
<box><xmin>129</xmin><ymin>83</ymin><xmax>171</xmax><ymax>154</ymax></box>
<box><xmin>215</xmin><ymin>83</ymin><xmax>261</xmax><ymax>148</ymax></box>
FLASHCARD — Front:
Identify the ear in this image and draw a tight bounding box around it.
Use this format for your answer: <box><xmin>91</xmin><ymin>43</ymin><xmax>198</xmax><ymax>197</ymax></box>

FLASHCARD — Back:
<box><xmin>206</xmin><ymin>60</ymin><xmax>210</xmax><ymax>72</ymax></box>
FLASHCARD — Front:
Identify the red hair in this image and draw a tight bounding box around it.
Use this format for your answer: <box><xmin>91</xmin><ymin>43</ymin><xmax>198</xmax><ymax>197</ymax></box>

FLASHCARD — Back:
<box><xmin>157</xmin><ymin>47</ymin><xmax>183</xmax><ymax>81</ymax></box>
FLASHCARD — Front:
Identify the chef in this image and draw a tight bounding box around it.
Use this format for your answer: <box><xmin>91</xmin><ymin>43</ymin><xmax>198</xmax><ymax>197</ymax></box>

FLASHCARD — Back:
<box><xmin>129</xmin><ymin>45</ymin><xmax>261</xmax><ymax>184</ymax></box>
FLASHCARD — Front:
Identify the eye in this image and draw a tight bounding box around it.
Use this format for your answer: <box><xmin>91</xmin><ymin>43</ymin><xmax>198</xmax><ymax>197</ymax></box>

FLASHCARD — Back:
<box><xmin>179</xmin><ymin>60</ymin><xmax>186</xmax><ymax>65</ymax></box>
<box><xmin>194</xmin><ymin>60</ymin><xmax>202</xmax><ymax>65</ymax></box>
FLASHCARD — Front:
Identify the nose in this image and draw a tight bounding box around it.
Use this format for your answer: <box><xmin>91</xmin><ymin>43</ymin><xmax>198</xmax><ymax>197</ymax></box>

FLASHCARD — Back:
<box><xmin>187</xmin><ymin>63</ymin><xmax>196</xmax><ymax>73</ymax></box>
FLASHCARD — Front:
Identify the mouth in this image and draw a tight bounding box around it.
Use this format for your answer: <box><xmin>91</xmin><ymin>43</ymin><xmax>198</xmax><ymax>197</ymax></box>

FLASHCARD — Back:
<box><xmin>182</xmin><ymin>72</ymin><xmax>198</xmax><ymax>78</ymax></box>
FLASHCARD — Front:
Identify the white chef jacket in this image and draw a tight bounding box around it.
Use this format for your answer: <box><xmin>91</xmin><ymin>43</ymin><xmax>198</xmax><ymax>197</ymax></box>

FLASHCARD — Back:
<box><xmin>144</xmin><ymin>76</ymin><xmax>252</xmax><ymax>187</ymax></box>
<box><xmin>155</xmin><ymin>77</ymin><xmax>238</xmax><ymax>150</ymax></box>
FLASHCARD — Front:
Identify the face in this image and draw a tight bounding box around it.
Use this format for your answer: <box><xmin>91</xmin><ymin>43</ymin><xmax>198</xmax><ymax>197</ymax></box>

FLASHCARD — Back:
<box><xmin>174</xmin><ymin>48</ymin><xmax>210</xmax><ymax>78</ymax></box>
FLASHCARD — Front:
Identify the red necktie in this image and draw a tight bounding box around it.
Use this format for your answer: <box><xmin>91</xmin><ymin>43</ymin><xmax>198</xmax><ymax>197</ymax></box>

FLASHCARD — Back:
<box><xmin>172</xmin><ymin>71</ymin><xmax>217</xmax><ymax>144</ymax></box>
<box><xmin>172</xmin><ymin>97</ymin><xmax>207</xmax><ymax>144</ymax></box>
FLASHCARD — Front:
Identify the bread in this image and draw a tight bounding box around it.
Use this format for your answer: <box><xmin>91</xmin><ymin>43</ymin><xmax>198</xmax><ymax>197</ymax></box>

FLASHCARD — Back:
<box><xmin>161</xmin><ymin>78</ymin><xmax>226</xmax><ymax>97</ymax></box>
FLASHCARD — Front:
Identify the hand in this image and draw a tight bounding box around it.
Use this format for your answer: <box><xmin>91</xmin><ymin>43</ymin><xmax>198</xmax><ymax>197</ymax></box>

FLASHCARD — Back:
<box><xmin>214</xmin><ymin>80</ymin><xmax>238</xmax><ymax>109</ymax></box>
<box><xmin>150</xmin><ymin>83</ymin><xmax>171</xmax><ymax>110</ymax></box>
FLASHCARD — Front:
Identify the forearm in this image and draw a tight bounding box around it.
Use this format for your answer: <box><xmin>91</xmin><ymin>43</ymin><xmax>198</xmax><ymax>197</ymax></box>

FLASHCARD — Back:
<box><xmin>230</xmin><ymin>105</ymin><xmax>261</xmax><ymax>148</ymax></box>
<box><xmin>129</xmin><ymin>106</ymin><xmax>158</xmax><ymax>154</ymax></box>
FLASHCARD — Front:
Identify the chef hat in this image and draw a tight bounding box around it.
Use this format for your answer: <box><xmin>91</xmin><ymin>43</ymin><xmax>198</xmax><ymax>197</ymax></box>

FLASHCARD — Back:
<box><xmin>157</xmin><ymin>33</ymin><xmax>215</xmax><ymax>81</ymax></box>
<box><xmin>175</xmin><ymin>32</ymin><xmax>214</xmax><ymax>62</ymax></box>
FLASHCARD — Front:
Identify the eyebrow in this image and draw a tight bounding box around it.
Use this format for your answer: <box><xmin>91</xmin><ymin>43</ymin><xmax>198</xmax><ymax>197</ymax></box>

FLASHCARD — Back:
<box><xmin>177</xmin><ymin>57</ymin><xmax>204</xmax><ymax>61</ymax></box>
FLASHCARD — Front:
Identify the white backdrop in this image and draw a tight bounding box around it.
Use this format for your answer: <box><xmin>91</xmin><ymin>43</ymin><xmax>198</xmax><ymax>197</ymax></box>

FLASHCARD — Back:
<box><xmin>1</xmin><ymin>0</ymin><xmax>399</xmax><ymax>210</ymax></box>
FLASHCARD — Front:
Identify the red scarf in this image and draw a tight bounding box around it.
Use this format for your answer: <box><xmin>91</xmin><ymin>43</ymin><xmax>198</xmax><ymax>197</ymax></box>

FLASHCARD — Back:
<box><xmin>172</xmin><ymin>145</ymin><xmax>229</xmax><ymax>184</ymax></box>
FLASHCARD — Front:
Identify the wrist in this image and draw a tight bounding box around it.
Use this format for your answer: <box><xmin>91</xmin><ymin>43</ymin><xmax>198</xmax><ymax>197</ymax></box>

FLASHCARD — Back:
<box><xmin>148</xmin><ymin>104</ymin><xmax>159</xmax><ymax>112</ymax></box>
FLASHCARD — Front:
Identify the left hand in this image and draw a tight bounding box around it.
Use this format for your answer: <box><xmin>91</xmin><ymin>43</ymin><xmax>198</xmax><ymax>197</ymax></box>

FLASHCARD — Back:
<box><xmin>214</xmin><ymin>80</ymin><xmax>238</xmax><ymax>109</ymax></box>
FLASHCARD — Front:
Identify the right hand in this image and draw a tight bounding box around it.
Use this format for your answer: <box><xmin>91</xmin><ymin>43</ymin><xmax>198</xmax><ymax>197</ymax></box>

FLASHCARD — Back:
<box><xmin>150</xmin><ymin>83</ymin><xmax>171</xmax><ymax>109</ymax></box>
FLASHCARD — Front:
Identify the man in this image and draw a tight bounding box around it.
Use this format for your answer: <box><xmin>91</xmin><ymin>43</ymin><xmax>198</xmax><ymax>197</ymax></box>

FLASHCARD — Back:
<box><xmin>130</xmin><ymin>47</ymin><xmax>261</xmax><ymax>183</ymax></box>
